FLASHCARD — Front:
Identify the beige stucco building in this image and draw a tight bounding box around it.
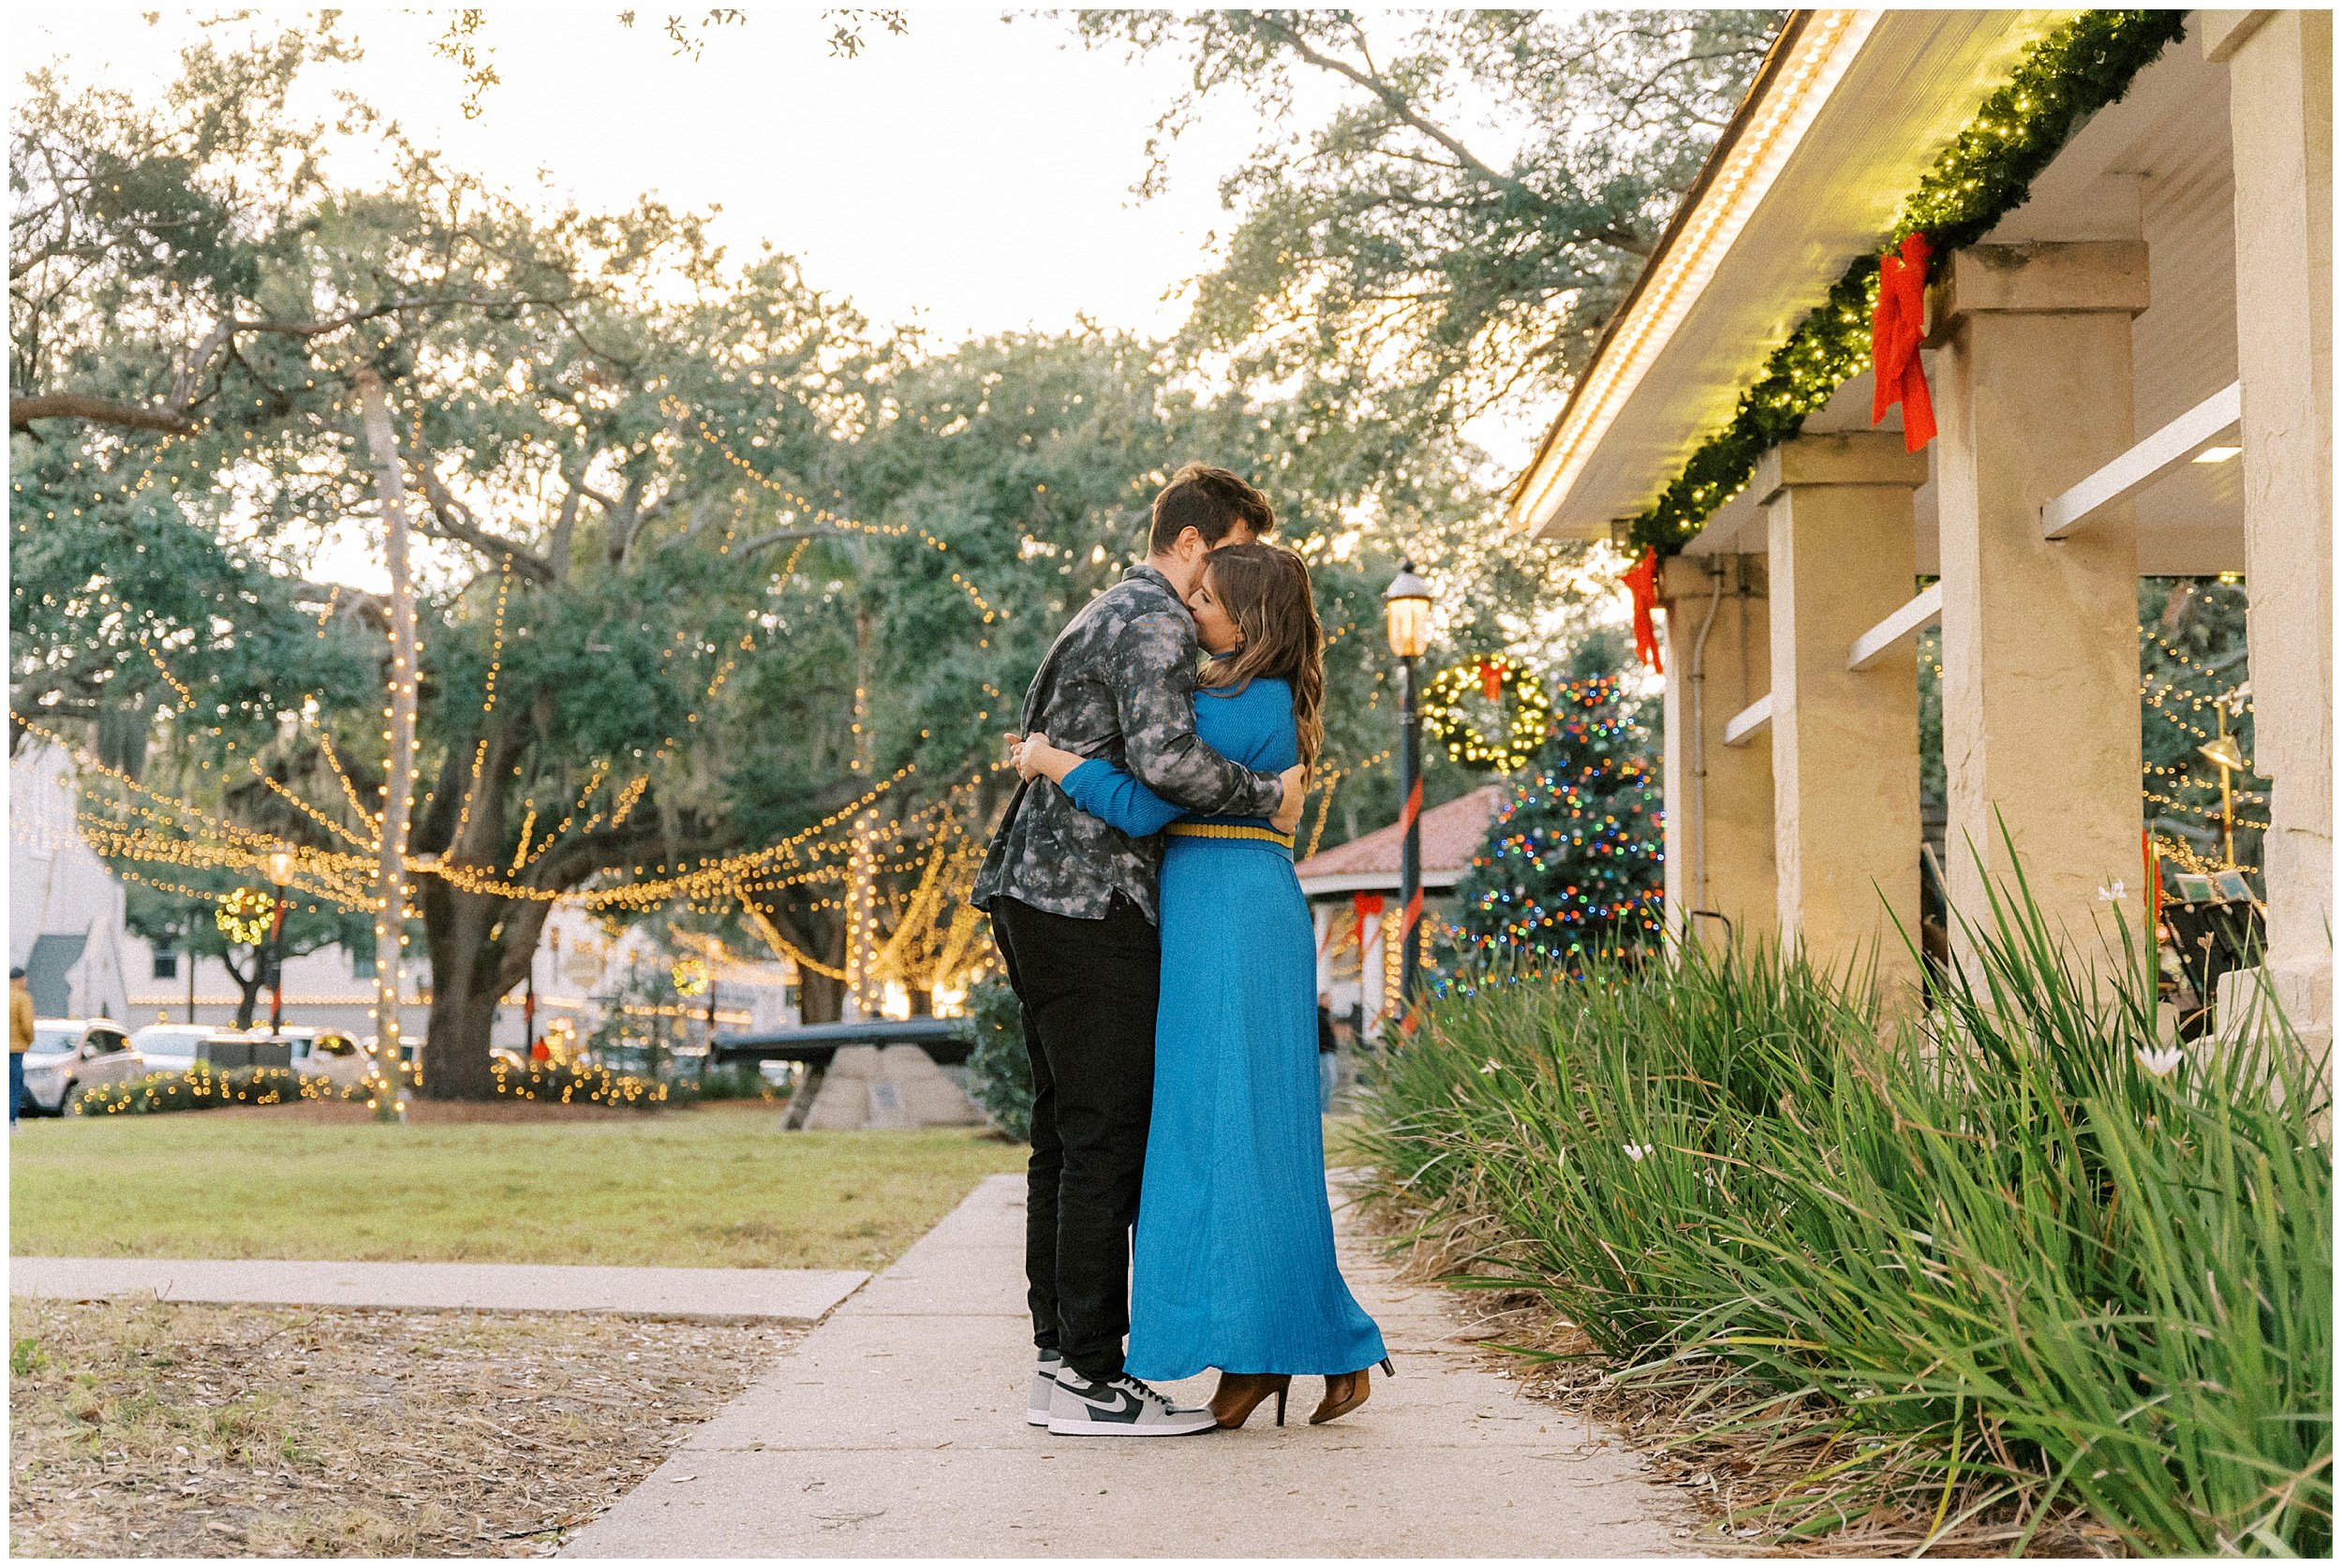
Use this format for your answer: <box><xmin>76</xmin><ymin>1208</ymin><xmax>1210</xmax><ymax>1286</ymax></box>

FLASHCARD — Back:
<box><xmin>1508</xmin><ymin>11</ymin><xmax>2330</xmax><ymax>1056</ymax></box>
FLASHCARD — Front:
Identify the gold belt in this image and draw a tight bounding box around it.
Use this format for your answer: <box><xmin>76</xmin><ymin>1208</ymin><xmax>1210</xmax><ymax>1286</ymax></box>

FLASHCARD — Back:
<box><xmin>1164</xmin><ymin>821</ymin><xmax>1294</xmax><ymax>850</ymax></box>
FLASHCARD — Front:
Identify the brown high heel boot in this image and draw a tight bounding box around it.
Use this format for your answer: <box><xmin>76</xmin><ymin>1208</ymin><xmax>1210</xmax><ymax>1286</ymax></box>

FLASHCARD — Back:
<box><xmin>1209</xmin><ymin>1372</ymin><xmax>1293</xmax><ymax>1428</ymax></box>
<box><xmin>1310</xmin><ymin>1357</ymin><xmax>1395</xmax><ymax>1425</ymax></box>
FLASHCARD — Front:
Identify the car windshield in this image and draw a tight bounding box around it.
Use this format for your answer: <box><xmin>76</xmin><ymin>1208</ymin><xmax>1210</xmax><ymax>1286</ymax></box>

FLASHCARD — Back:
<box><xmin>130</xmin><ymin>1027</ymin><xmax>212</xmax><ymax>1056</ymax></box>
<box><xmin>26</xmin><ymin>1027</ymin><xmax>80</xmax><ymax>1058</ymax></box>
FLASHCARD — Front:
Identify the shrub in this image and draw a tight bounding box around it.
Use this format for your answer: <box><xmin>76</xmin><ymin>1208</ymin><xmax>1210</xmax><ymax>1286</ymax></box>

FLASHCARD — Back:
<box><xmin>486</xmin><ymin>1059</ymin><xmax>670</xmax><ymax>1109</ymax></box>
<box><xmin>1354</xmin><ymin>861</ymin><xmax>2331</xmax><ymax>1555</ymax></box>
<box><xmin>685</xmin><ymin>1059</ymin><xmax>775</xmax><ymax>1102</ymax></box>
<box><xmin>74</xmin><ymin>1065</ymin><xmax>347</xmax><ymax>1116</ymax></box>
<box><xmin>955</xmin><ymin>975</ymin><xmax>1031</xmax><ymax>1142</ymax></box>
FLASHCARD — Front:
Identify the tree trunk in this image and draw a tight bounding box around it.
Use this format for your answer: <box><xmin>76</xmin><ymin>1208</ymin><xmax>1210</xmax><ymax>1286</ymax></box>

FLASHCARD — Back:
<box><xmin>418</xmin><ymin>883</ymin><xmax>507</xmax><ymax>1100</ymax></box>
<box><xmin>232</xmin><ymin>978</ymin><xmax>262</xmax><ymax>1030</ymax></box>
<box><xmin>907</xmin><ymin>988</ymin><xmax>933</xmax><ymax>1016</ymax></box>
<box><xmin>226</xmin><ymin>952</ymin><xmax>262</xmax><ymax>1029</ymax></box>
<box><xmin>421</xmin><ymin>983</ymin><xmax>501</xmax><ymax>1101</ymax></box>
<box><xmin>799</xmin><ymin>969</ymin><xmax>847</xmax><ymax>1026</ymax></box>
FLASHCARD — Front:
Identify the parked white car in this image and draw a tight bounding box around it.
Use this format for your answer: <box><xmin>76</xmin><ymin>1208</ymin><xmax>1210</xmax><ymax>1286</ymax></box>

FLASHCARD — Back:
<box><xmin>126</xmin><ymin>1023</ymin><xmax>230</xmax><ymax>1072</ymax></box>
<box><xmin>20</xmin><ymin>1019</ymin><xmax>140</xmax><ymax>1116</ymax></box>
<box><xmin>278</xmin><ymin>1027</ymin><xmax>366</xmax><ymax>1087</ymax></box>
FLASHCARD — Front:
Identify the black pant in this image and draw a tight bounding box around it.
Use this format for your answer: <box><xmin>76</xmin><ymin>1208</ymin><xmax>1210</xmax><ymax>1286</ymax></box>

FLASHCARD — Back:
<box><xmin>989</xmin><ymin>894</ymin><xmax>1160</xmax><ymax>1382</ymax></box>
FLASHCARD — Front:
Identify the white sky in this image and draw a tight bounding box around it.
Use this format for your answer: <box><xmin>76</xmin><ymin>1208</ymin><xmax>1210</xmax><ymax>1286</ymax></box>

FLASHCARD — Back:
<box><xmin>14</xmin><ymin>6</ymin><xmax>1556</xmax><ymax>590</ymax></box>
<box><xmin>14</xmin><ymin>7</ymin><xmax>1348</xmax><ymax>359</ymax></box>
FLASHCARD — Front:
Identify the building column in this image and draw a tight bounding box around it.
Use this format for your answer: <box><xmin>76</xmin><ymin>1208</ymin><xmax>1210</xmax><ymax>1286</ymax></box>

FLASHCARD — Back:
<box><xmin>1758</xmin><ymin>434</ymin><xmax>1929</xmax><ymax>998</ymax></box>
<box><xmin>1658</xmin><ymin>554</ymin><xmax>1773</xmax><ymax>948</ymax></box>
<box><xmin>1928</xmin><ymin>241</ymin><xmax>2151</xmax><ymax>962</ymax></box>
<box><xmin>2207</xmin><ymin>9</ymin><xmax>2334</xmax><ymax>1058</ymax></box>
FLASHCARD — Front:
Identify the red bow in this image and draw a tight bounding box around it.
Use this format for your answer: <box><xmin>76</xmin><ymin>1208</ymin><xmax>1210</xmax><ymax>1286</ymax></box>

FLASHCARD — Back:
<box><xmin>1476</xmin><ymin>658</ymin><xmax>1505</xmax><ymax>703</ymax></box>
<box><xmin>1622</xmin><ymin>547</ymin><xmax>1664</xmax><ymax>674</ymax></box>
<box><xmin>1871</xmin><ymin>231</ymin><xmax>1936</xmax><ymax>451</ymax></box>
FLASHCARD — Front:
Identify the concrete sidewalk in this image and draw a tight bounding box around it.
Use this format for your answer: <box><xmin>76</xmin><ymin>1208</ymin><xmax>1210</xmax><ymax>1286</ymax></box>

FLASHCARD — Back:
<box><xmin>565</xmin><ymin>1173</ymin><xmax>1697</xmax><ymax>1557</ymax></box>
<box><xmin>8</xmin><ymin>1257</ymin><xmax>867</xmax><ymax>1324</ymax></box>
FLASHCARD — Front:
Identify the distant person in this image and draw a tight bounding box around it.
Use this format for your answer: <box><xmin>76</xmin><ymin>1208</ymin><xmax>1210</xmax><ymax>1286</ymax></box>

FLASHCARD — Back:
<box><xmin>10</xmin><ymin>967</ymin><xmax>34</xmax><ymax>1130</ymax></box>
<box><xmin>1316</xmin><ymin>992</ymin><xmax>1340</xmax><ymax>1115</ymax></box>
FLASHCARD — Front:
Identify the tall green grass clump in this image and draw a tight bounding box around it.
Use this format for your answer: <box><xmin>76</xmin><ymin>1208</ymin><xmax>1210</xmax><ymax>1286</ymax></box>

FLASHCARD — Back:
<box><xmin>1356</xmin><ymin>867</ymin><xmax>2330</xmax><ymax>1554</ymax></box>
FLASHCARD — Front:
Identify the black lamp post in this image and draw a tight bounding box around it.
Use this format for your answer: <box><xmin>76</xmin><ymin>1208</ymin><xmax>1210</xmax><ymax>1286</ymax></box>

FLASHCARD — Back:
<box><xmin>1383</xmin><ymin>562</ymin><xmax>1433</xmax><ymax>1008</ymax></box>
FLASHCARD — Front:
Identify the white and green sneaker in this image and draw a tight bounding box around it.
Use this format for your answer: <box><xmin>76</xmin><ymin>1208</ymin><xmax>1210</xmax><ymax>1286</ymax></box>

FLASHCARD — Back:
<box><xmin>1045</xmin><ymin>1368</ymin><xmax>1218</xmax><ymax>1437</ymax></box>
<box><xmin>1027</xmin><ymin>1350</ymin><xmax>1063</xmax><ymax>1427</ymax></box>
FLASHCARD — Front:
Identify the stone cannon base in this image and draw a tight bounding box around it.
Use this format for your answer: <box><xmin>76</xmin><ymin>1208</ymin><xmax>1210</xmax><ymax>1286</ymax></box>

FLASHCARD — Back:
<box><xmin>796</xmin><ymin>1043</ymin><xmax>983</xmax><ymax>1131</ymax></box>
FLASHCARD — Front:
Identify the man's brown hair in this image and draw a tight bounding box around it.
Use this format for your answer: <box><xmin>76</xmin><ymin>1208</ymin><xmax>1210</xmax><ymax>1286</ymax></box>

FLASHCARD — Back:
<box><xmin>1147</xmin><ymin>463</ymin><xmax>1276</xmax><ymax>555</ymax></box>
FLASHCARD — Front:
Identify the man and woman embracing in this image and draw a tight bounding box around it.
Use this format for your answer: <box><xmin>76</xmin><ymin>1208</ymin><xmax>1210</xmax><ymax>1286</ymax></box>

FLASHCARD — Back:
<box><xmin>972</xmin><ymin>463</ymin><xmax>1390</xmax><ymax>1438</ymax></box>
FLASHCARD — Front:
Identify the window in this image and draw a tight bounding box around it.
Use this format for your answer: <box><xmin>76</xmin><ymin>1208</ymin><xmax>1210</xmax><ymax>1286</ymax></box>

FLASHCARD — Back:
<box><xmin>87</xmin><ymin>1029</ymin><xmax>128</xmax><ymax>1057</ymax></box>
<box><xmin>153</xmin><ymin>950</ymin><xmax>179</xmax><ymax>980</ymax></box>
<box><xmin>352</xmin><ymin>951</ymin><xmax>378</xmax><ymax>980</ymax></box>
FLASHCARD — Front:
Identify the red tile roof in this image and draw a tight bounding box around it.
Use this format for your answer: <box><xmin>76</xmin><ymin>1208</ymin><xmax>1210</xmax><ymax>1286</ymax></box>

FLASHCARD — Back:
<box><xmin>1294</xmin><ymin>784</ymin><xmax>1504</xmax><ymax>892</ymax></box>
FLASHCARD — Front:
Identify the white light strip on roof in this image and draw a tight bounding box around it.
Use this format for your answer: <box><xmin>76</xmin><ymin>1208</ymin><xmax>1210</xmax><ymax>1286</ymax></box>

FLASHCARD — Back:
<box><xmin>1510</xmin><ymin>9</ymin><xmax>1879</xmax><ymax>536</ymax></box>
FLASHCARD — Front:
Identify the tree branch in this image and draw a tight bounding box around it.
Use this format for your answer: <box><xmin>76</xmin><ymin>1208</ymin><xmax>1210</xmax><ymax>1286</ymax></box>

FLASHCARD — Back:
<box><xmin>8</xmin><ymin>393</ymin><xmax>196</xmax><ymax>435</ymax></box>
<box><xmin>407</xmin><ymin>451</ymin><xmax>557</xmax><ymax>584</ymax></box>
<box><xmin>13</xmin><ymin>292</ymin><xmax>587</xmax><ymax>435</ymax></box>
<box><xmin>1251</xmin><ymin>17</ymin><xmax>1555</xmax><ymax>220</ymax></box>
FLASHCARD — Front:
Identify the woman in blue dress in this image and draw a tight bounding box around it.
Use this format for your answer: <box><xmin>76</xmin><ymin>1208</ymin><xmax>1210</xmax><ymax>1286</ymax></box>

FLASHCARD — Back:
<box><xmin>1014</xmin><ymin>542</ymin><xmax>1390</xmax><ymax>1429</ymax></box>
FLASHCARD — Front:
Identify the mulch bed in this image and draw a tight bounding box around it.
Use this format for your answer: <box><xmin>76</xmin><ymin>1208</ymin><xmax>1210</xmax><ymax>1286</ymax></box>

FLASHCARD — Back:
<box><xmin>7</xmin><ymin>1296</ymin><xmax>798</xmax><ymax>1558</ymax></box>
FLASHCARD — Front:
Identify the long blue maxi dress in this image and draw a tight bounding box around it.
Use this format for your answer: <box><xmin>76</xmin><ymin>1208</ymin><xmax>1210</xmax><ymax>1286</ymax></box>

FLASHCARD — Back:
<box><xmin>1061</xmin><ymin>674</ymin><xmax>1387</xmax><ymax>1380</ymax></box>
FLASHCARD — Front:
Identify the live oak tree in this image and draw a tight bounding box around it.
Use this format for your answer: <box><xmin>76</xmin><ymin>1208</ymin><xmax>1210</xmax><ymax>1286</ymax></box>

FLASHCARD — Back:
<box><xmin>9</xmin><ymin>21</ymin><xmax>862</xmax><ymax>1092</ymax></box>
<box><xmin>1071</xmin><ymin>10</ymin><xmax>1782</xmax><ymax>437</ymax></box>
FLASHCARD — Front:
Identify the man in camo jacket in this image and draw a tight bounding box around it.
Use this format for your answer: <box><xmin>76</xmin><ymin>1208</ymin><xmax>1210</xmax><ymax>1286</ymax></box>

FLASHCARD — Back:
<box><xmin>973</xmin><ymin>463</ymin><xmax>1303</xmax><ymax>1436</ymax></box>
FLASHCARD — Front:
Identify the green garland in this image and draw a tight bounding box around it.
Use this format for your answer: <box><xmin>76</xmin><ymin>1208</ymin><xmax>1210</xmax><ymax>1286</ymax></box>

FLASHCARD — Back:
<box><xmin>1627</xmin><ymin>9</ymin><xmax>2189</xmax><ymax>559</ymax></box>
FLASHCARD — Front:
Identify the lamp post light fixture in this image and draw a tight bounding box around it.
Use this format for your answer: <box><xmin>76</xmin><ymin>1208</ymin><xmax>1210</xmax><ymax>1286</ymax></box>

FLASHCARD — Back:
<box><xmin>1384</xmin><ymin>562</ymin><xmax>1434</xmax><ymax>1010</ymax></box>
<box><xmin>2199</xmin><ymin>711</ymin><xmax>2249</xmax><ymax>868</ymax></box>
<box><xmin>262</xmin><ymin>846</ymin><xmax>297</xmax><ymax>1033</ymax></box>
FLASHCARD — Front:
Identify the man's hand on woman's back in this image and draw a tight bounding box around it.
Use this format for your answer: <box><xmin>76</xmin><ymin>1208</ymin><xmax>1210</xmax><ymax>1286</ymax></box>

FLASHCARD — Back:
<box><xmin>1271</xmin><ymin>764</ymin><xmax>1308</xmax><ymax>836</ymax></box>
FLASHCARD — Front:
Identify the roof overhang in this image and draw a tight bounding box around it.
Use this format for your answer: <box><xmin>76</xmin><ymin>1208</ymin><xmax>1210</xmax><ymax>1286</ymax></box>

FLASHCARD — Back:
<box><xmin>1508</xmin><ymin>9</ymin><xmax>2071</xmax><ymax>541</ymax></box>
<box><xmin>1297</xmin><ymin>869</ymin><xmax>1467</xmax><ymax>899</ymax></box>
<box><xmin>1654</xmin><ymin>25</ymin><xmax>2246</xmax><ymax>575</ymax></box>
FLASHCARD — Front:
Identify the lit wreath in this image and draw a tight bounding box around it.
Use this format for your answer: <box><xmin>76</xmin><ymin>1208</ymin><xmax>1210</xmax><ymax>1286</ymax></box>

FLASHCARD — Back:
<box><xmin>1422</xmin><ymin>655</ymin><xmax>1552</xmax><ymax>772</ymax></box>
<box><xmin>672</xmin><ymin>957</ymin><xmax>711</xmax><ymax>998</ymax></box>
<box><xmin>215</xmin><ymin>886</ymin><xmax>276</xmax><ymax>946</ymax></box>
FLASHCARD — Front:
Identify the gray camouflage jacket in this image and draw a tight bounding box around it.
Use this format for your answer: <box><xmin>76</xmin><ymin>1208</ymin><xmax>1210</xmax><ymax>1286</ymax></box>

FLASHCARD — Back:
<box><xmin>971</xmin><ymin>564</ymin><xmax>1284</xmax><ymax>924</ymax></box>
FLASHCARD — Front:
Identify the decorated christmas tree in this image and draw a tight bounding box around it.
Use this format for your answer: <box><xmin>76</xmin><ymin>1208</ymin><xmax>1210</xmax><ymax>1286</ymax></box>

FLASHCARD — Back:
<box><xmin>1450</xmin><ymin>673</ymin><xmax>1665</xmax><ymax>969</ymax></box>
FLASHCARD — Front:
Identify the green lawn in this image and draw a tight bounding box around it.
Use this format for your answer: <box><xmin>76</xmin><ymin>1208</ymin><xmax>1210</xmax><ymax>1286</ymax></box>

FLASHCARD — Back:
<box><xmin>9</xmin><ymin>1106</ymin><xmax>1026</xmax><ymax>1271</ymax></box>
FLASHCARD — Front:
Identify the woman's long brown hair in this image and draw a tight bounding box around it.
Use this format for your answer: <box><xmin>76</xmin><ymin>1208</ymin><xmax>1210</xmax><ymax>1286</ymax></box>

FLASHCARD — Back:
<box><xmin>1198</xmin><ymin>542</ymin><xmax>1326</xmax><ymax>769</ymax></box>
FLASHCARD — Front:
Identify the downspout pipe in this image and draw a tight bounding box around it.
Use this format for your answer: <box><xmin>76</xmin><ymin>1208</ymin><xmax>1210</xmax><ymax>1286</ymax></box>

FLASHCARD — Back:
<box><xmin>1687</xmin><ymin>558</ymin><xmax>1727</xmax><ymax>932</ymax></box>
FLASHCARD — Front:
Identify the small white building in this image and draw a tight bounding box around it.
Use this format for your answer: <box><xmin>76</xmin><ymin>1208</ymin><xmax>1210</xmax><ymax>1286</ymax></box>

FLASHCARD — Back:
<box><xmin>1295</xmin><ymin>786</ymin><xmax>1501</xmax><ymax>1037</ymax></box>
<box><xmin>1506</xmin><ymin>12</ymin><xmax>2329</xmax><ymax>1052</ymax></box>
<box><xmin>10</xmin><ymin>744</ymin><xmax>129</xmax><ymax>1021</ymax></box>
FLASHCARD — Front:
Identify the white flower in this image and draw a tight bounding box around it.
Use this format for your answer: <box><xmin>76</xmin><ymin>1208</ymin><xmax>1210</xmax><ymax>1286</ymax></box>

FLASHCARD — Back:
<box><xmin>2134</xmin><ymin>1043</ymin><xmax>2185</xmax><ymax>1079</ymax></box>
<box><xmin>1477</xmin><ymin>1058</ymin><xmax>1501</xmax><ymax>1076</ymax></box>
<box><xmin>1623</xmin><ymin>1142</ymin><xmax>1654</xmax><ymax>1162</ymax></box>
<box><xmin>2097</xmin><ymin>878</ymin><xmax>2127</xmax><ymax>902</ymax></box>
